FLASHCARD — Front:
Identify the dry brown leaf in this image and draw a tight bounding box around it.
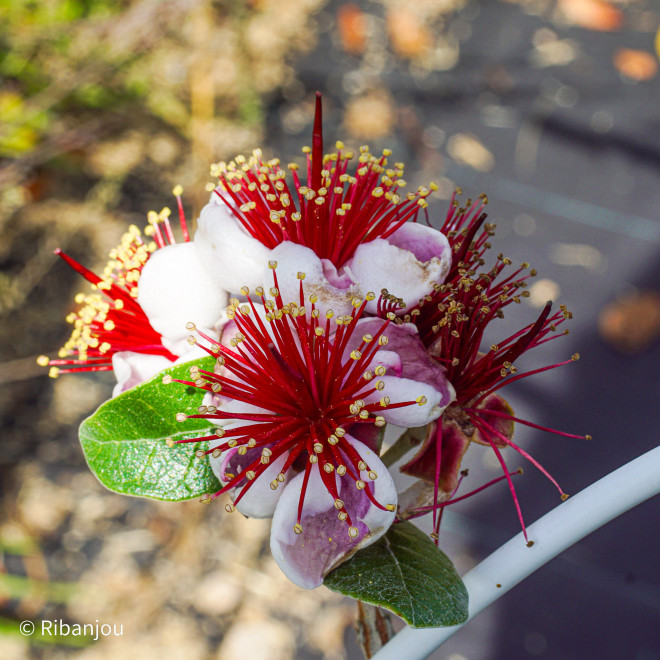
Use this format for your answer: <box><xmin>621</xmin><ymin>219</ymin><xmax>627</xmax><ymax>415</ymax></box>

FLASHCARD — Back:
<box><xmin>598</xmin><ymin>290</ymin><xmax>660</xmax><ymax>354</ymax></box>
<box><xmin>337</xmin><ymin>4</ymin><xmax>369</xmax><ymax>55</ymax></box>
<box><xmin>386</xmin><ymin>7</ymin><xmax>433</xmax><ymax>59</ymax></box>
<box><xmin>343</xmin><ymin>89</ymin><xmax>395</xmax><ymax>140</ymax></box>
<box><xmin>613</xmin><ymin>49</ymin><xmax>658</xmax><ymax>82</ymax></box>
<box><xmin>447</xmin><ymin>133</ymin><xmax>494</xmax><ymax>172</ymax></box>
<box><xmin>557</xmin><ymin>0</ymin><xmax>623</xmax><ymax>32</ymax></box>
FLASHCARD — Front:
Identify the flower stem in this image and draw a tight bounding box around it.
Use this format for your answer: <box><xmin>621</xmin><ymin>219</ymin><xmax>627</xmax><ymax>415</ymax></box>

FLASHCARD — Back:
<box><xmin>355</xmin><ymin>601</ymin><xmax>395</xmax><ymax>659</ymax></box>
<box><xmin>371</xmin><ymin>445</ymin><xmax>660</xmax><ymax>660</ymax></box>
<box><xmin>380</xmin><ymin>426</ymin><xmax>428</xmax><ymax>467</ymax></box>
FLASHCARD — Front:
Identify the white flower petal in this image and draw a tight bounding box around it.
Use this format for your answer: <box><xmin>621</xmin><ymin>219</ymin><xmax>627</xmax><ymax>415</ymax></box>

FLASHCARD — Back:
<box><xmin>111</xmin><ymin>351</ymin><xmax>172</xmax><ymax>397</ymax></box>
<box><xmin>268</xmin><ymin>242</ymin><xmax>360</xmax><ymax>318</ymax></box>
<box><xmin>233</xmin><ymin>452</ymin><xmax>290</xmax><ymax>518</ymax></box>
<box><xmin>137</xmin><ymin>242</ymin><xmax>228</xmax><ymax>344</ymax></box>
<box><xmin>348</xmin><ymin>223</ymin><xmax>451</xmax><ymax>313</ymax></box>
<box><xmin>194</xmin><ymin>201</ymin><xmax>272</xmax><ymax>292</ymax></box>
<box><xmin>269</xmin><ymin>438</ymin><xmax>396</xmax><ymax>589</ymax></box>
<box><xmin>366</xmin><ymin>375</ymin><xmax>455</xmax><ymax>427</ymax></box>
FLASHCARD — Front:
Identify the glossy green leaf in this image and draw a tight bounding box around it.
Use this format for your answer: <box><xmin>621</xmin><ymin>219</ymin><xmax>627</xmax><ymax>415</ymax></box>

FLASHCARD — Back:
<box><xmin>79</xmin><ymin>357</ymin><xmax>221</xmax><ymax>501</ymax></box>
<box><xmin>324</xmin><ymin>521</ymin><xmax>469</xmax><ymax>628</ymax></box>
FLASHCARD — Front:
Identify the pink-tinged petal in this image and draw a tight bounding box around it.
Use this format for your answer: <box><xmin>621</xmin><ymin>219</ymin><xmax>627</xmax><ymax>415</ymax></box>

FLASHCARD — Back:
<box><xmin>355</xmin><ymin>319</ymin><xmax>449</xmax><ymax>387</ymax></box>
<box><xmin>354</xmin><ymin>320</ymin><xmax>455</xmax><ymax>424</ymax></box>
<box><xmin>400</xmin><ymin>420</ymin><xmax>470</xmax><ymax>493</ymax></box>
<box><xmin>348</xmin><ymin>223</ymin><xmax>451</xmax><ymax>313</ymax></box>
<box><xmin>268</xmin><ymin>242</ymin><xmax>361</xmax><ymax>318</ymax></box>
<box><xmin>366</xmin><ymin>348</ymin><xmax>403</xmax><ymax>376</ymax></box>
<box><xmin>387</xmin><ymin>222</ymin><xmax>452</xmax><ymax>265</ymax></box>
<box><xmin>111</xmin><ymin>351</ymin><xmax>173</xmax><ymax>397</ymax></box>
<box><xmin>194</xmin><ymin>200</ymin><xmax>272</xmax><ymax>292</ymax></box>
<box><xmin>472</xmin><ymin>393</ymin><xmax>515</xmax><ymax>448</ymax></box>
<box><xmin>270</xmin><ymin>438</ymin><xmax>396</xmax><ymax>589</ymax></box>
<box><xmin>137</xmin><ymin>242</ymin><xmax>228</xmax><ymax>343</ymax></box>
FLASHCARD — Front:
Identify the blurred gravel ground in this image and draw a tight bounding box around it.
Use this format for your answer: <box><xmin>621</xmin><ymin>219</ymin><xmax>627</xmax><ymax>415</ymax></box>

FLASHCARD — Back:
<box><xmin>2</xmin><ymin>0</ymin><xmax>660</xmax><ymax>659</ymax></box>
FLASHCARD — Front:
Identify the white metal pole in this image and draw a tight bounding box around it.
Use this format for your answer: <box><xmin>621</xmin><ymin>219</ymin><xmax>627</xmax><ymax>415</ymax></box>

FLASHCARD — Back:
<box><xmin>372</xmin><ymin>445</ymin><xmax>660</xmax><ymax>660</ymax></box>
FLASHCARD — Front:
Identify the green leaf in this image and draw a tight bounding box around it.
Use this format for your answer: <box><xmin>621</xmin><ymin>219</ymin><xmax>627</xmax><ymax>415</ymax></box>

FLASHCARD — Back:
<box><xmin>78</xmin><ymin>356</ymin><xmax>221</xmax><ymax>501</ymax></box>
<box><xmin>324</xmin><ymin>521</ymin><xmax>468</xmax><ymax>628</ymax></box>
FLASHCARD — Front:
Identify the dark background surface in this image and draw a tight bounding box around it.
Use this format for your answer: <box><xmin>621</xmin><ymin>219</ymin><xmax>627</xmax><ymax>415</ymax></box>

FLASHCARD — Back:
<box><xmin>1</xmin><ymin>1</ymin><xmax>659</xmax><ymax>659</ymax></box>
<box><xmin>275</xmin><ymin>1</ymin><xmax>660</xmax><ymax>658</ymax></box>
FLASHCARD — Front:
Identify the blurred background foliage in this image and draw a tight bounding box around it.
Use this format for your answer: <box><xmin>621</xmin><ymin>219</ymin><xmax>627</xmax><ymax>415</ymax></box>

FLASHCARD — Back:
<box><xmin>1</xmin><ymin>0</ymin><xmax>659</xmax><ymax>659</ymax></box>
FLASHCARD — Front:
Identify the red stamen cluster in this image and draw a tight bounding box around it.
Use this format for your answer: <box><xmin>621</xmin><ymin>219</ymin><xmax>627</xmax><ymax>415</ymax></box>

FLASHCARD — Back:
<box><xmin>39</xmin><ymin>191</ymin><xmax>190</xmax><ymax>377</ymax></box>
<box><xmin>397</xmin><ymin>191</ymin><xmax>590</xmax><ymax>542</ymax></box>
<box><xmin>209</xmin><ymin>93</ymin><xmax>435</xmax><ymax>267</ymax></box>
<box><xmin>169</xmin><ymin>267</ymin><xmax>425</xmax><ymax>536</ymax></box>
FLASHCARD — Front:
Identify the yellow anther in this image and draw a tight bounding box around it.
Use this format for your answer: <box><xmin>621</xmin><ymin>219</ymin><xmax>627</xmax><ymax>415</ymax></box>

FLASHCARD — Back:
<box><xmin>293</xmin><ymin>523</ymin><xmax>303</xmax><ymax>534</ymax></box>
<box><xmin>348</xmin><ymin>527</ymin><xmax>359</xmax><ymax>538</ymax></box>
<box><xmin>176</xmin><ymin>413</ymin><xmax>187</xmax><ymax>422</ymax></box>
